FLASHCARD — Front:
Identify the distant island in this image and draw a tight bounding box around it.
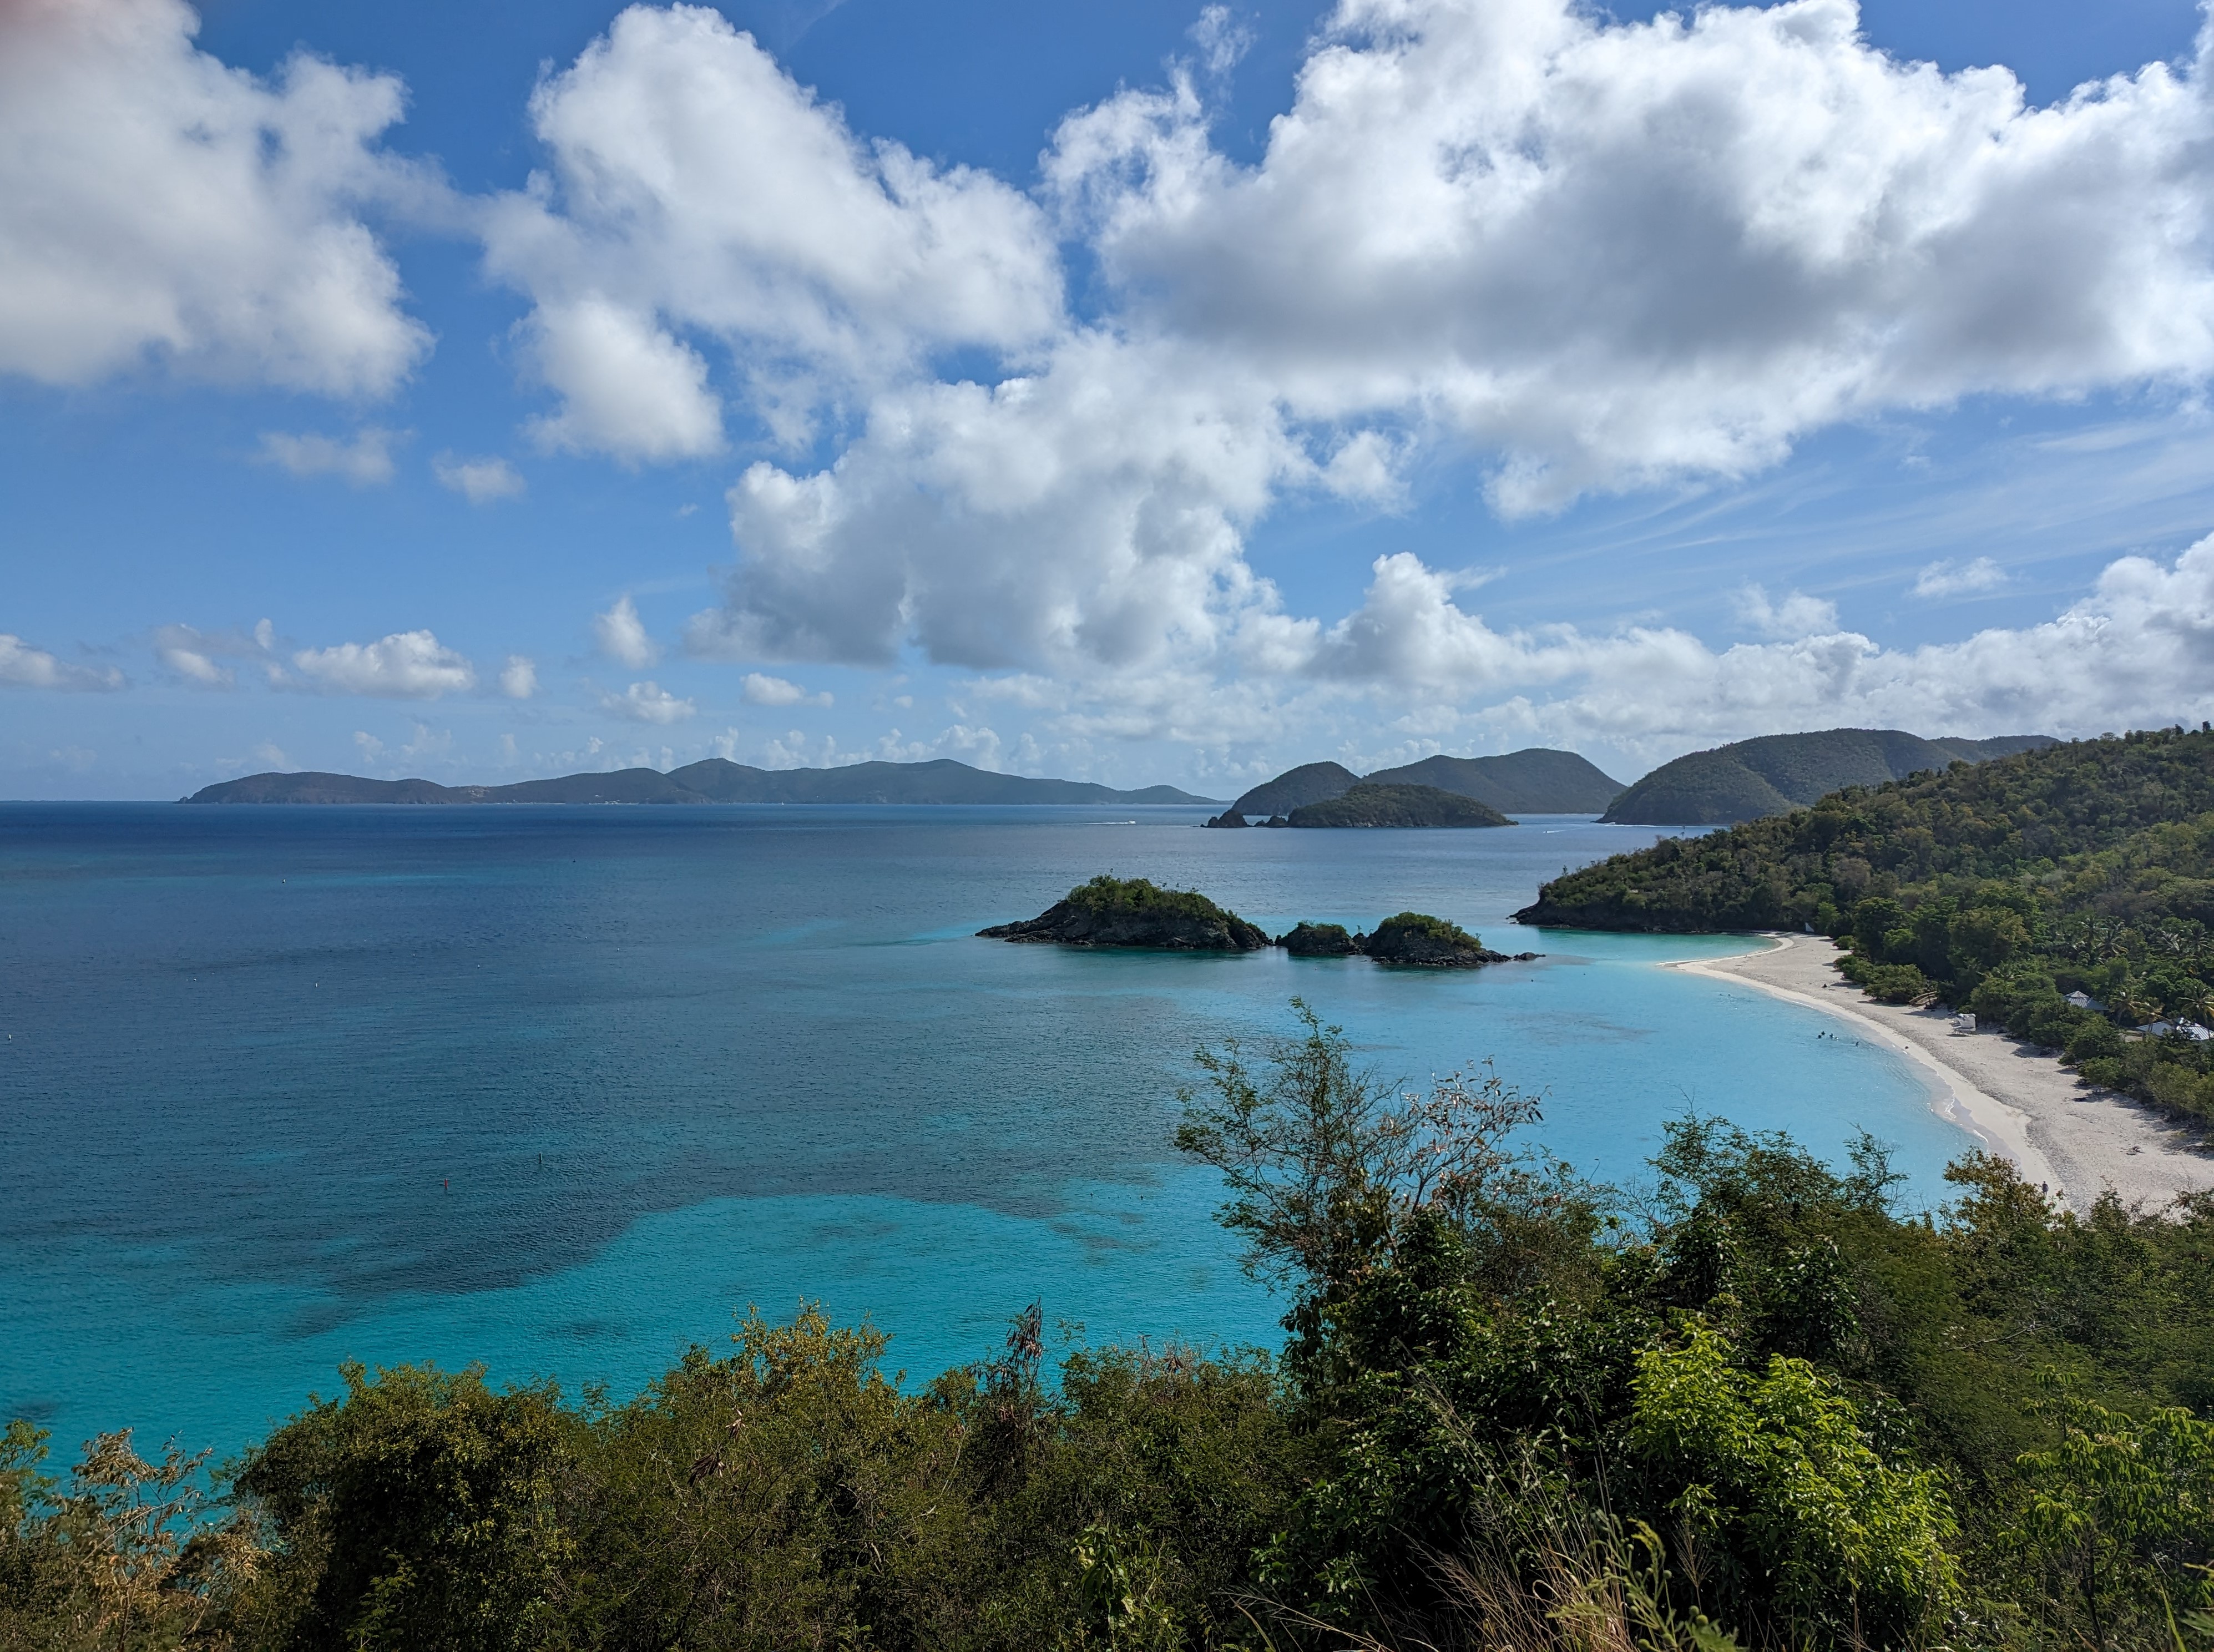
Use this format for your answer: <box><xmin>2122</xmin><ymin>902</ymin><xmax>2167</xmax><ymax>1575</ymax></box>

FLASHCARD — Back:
<box><xmin>1601</xmin><ymin>728</ymin><xmax>2054</xmax><ymax>826</ymax></box>
<box><xmin>980</xmin><ymin>877</ymin><xmax>1530</xmax><ymax>967</ymax></box>
<box><xmin>1211</xmin><ymin>733</ymin><xmax>2062</xmax><ymax>830</ymax></box>
<box><xmin>1216</xmin><ymin>747</ymin><xmax>1625</xmax><ymax>824</ymax></box>
<box><xmin>181</xmin><ymin>759</ymin><xmax>1219</xmax><ymax>808</ymax></box>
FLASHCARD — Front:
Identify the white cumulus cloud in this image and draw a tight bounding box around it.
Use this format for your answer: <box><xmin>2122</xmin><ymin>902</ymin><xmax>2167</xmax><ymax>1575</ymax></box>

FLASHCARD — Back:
<box><xmin>1734</xmin><ymin>585</ymin><xmax>1842</xmax><ymax>639</ymax></box>
<box><xmin>740</xmin><ymin>671</ymin><xmax>831</xmax><ymax>706</ymax></box>
<box><xmin>1281</xmin><ymin>538</ymin><xmax>2214</xmax><ymax>760</ymax></box>
<box><xmin>594</xmin><ymin>594</ymin><xmax>659</xmax><ymax>667</ymax></box>
<box><xmin>684</xmin><ymin>332</ymin><xmax>1303</xmax><ymax>671</ymax></box>
<box><xmin>523</xmin><ymin>296</ymin><xmax>724</xmax><ymax>461</ymax></box>
<box><xmin>1052</xmin><ymin>0</ymin><xmax>2214</xmax><ymax>512</ymax></box>
<box><xmin>0</xmin><ymin>0</ymin><xmax>433</xmax><ymax>396</ymax></box>
<box><xmin>0</xmin><ymin>634</ymin><xmax>125</xmax><ymax>691</ymax></box>
<box><xmin>604</xmin><ymin>679</ymin><xmax>696</xmax><ymax>723</ymax></box>
<box><xmin>260</xmin><ymin>427</ymin><xmax>402</xmax><ymax>484</ymax></box>
<box><xmin>434</xmin><ymin>453</ymin><xmax>526</xmax><ymax>502</ymax></box>
<box><xmin>1913</xmin><ymin>555</ymin><xmax>2009</xmax><ymax>598</ymax></box>
<box><xmin>499</xmin><ymin>655</ymin><xmax>538</xmax><ymax>698</ymax></box>
<box><xmin>290</xmin><ymin>629</ymin><xmax>477</xmax><ymax>697</ymax></box>
<box><xmin>662</xmin><ymin>0</ymin><xmax>2214</xmax><ymax>705</ymax></box>
<box><xmin>482</xmin><ymin>2</ymin><xmax>1063</xmax><ymax>461</ymax></box>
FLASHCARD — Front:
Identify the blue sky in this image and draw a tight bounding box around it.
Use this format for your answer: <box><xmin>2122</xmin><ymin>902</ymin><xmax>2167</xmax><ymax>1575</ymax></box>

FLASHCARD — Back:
<box><xmin>4</xmin><ymin>0</ymin><xmax>2213</xmax><ymax>797</ymax></box>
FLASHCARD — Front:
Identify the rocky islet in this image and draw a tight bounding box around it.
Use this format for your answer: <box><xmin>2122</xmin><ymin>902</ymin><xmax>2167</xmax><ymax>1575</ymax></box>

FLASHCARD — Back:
<box><xmin>980</xmin><ymin>878</ymin><xmax>1536</xmax><ymax>967</ymax></box>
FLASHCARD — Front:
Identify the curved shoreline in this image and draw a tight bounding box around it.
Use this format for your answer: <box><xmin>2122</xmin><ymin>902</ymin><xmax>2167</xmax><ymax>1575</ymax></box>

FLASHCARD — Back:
<box><xmin>1666</xmin><ymin>934</ymin><xmax>2214</xmax><ymax>1213</ymax></box>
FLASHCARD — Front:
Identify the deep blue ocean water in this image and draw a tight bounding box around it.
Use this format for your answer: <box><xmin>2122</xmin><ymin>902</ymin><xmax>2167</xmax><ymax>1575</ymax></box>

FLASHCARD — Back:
<box><xmin>0</xmin><ymin>803</ymin><xmax>1974</xmax><ymax>1462</ymax></box>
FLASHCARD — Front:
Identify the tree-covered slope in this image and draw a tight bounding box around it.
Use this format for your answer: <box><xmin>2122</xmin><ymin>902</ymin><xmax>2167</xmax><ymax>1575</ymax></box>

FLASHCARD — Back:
<box><xmin>1230</xmin><ymin>749</ymin><xmax>1624</xmax><ymax>819</ymax></box>
<box><xmin>1363</xmin><ymin>748</ymin><xmax>1625</xmax><ymax>812</ymax></box>
<box><xmin>1229</xmin><ymin>760</ymin><xmax>1361</xmax><ymax>817</ymax></box>
<box><xmin>1520</xmin><ymin>727</ymin><xmax>2214</xmax><ymax>1119</ymax></box>
<box><xmin>1602</xmin><ymin>728</ymin><xmax>2055</xmax><ymax>825</ymax></box>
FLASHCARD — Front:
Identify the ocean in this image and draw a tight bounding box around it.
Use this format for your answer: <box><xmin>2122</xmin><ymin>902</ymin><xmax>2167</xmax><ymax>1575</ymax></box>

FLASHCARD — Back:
<box><xmin>0</xmin><ymin>802</ymin><xmax>1973</xmax><ymax>1462</ymax></box>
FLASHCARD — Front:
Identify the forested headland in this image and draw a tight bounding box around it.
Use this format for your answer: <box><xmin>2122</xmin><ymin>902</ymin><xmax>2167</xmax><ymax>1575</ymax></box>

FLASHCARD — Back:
<box><xmin>1517</xmin><ymin>727</ymin><xmax>2214</xmax><ymax>1123</ymax></box>
<box><xmin>9</xmin><ymin>1007</ymin><xmax>2214</xmax><ymax>1650</ymax></box>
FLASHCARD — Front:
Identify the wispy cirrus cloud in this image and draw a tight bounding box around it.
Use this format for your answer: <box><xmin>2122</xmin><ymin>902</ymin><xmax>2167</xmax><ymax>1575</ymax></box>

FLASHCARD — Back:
<box><xmin>151</xmin><ymin>620</ymin><xmax>285</xmax><ymax>689</ymax></box>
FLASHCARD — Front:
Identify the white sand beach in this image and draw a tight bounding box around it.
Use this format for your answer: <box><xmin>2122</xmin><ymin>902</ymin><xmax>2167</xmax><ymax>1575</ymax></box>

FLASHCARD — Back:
<box><xmin>1669</xmin><ymin>935</ymin><xmax>2214</xmax><ymax>1214</ymax></box>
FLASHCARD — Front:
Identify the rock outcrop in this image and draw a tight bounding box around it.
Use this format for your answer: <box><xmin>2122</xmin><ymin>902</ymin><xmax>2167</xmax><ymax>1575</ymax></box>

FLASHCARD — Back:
<box><xmin>1278</xmin><ymin>921</ymin><xmax>1361</xmax><ymax>956</ymax></box>
<box><xmin>979</xmin><ymin>876</ymin><xmax>1269</xmax><ymax>951</ymax></box>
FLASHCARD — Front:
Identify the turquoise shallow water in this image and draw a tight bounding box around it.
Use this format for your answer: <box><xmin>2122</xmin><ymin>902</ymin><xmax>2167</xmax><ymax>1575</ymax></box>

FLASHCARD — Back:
<box><xmin>0</xmin><ymin>803</ymin><xmax>1972</xmax><ymax>1460</ymax></box>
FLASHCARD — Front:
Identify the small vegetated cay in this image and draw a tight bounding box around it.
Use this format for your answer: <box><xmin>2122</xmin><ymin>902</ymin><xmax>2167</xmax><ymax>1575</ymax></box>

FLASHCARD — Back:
<box><xmin>983</xmin><ymin>885</ymin><xmax>1527</xmax><ymax>966</ymax></box>
<box><xmin>1515</xmin><ymin>726</ymin><xmax>2214</xmax><ymax>1122</ymax></box>
<box><xmin>978</xmin><ymin>874</ymin><xmax>1270</xmax><ymax>950</ymax></box>
<box><xmin>1286</xmin><ymin>782</ymin><xmax>1513</xmax><ymax>828</ymax></box>
<box><xmin>1361</xmin><ymin>911</ymin><xmax>1511</xmax><ymax>966</ymax></box>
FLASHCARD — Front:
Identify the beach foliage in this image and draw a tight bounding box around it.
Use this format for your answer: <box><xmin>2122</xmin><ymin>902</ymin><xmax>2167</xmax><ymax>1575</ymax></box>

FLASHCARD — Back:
<box><xmin>1518</xmin><ymin>726</ymin><xmax>2214</xmax><ymax>1123</ymax></box>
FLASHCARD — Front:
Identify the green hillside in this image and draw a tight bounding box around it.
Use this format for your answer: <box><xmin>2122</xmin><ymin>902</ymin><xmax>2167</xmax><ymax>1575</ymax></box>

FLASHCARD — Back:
<box><xmin>1519</xmin><ymin>727</ymin><xmax>2214</xmax><ymax>1120</ymax></box>
<box><xmin>1230</xmin><ymin>747</ymin><xmax>1622</xmax><ymax>820</ymax></box>
<box><xmin>1286</xmin><ymin>783</ymin><xmax>1512</xmax><ymax>827</ymax></box>
<box><xmin>1227</xmin><ymin>760</ymin><xmax>1359</xmax><ymax>818</ymax></box>
<box><xmin>1603</xmin><ymin>728</ymin><xmax>2054</xmax><ymax>825</ymax></box>
<box><xmin>1363</xmin><ymin>747</ymin><xmax>1624</xmax><ymax>812</ymax></box>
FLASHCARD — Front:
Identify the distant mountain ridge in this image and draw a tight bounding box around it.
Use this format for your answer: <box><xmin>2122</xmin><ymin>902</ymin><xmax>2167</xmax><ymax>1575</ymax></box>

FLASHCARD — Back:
<box><xmin>1226</xmin><ymin>749</ymin><xmax>1625</xmax><ymax>820</ymax></box>
<box><xmin>1601</xmin><ymin>729</ymin><xmax>2058</xmax><ymax>826</ymax></box>
<box><xmin>1284</xmin><ymin>784</ymin><xmax>1513</xmax><ymax>828</ymax></box>
<box><xmin>1229</xmin><ymin>762</ymin><xmax>1363</xmax><ymax>819</ymax></box>
<box><xmin>1364</xmin><ymin>750</ymin><xmax>1627</xmax><ymax>813</ymax></box>
<box><xmin>183</xmin><ymin>759</ymin><xmax>1218</xmax><ymax>807</ymax></box>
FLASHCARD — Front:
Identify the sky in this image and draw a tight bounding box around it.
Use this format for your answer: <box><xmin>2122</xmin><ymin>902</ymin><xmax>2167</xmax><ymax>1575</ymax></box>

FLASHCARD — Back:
<box><xmin>4</xmin><ymin>0</ymin><xmax>2214</xmax><ymax>799</ymax></box>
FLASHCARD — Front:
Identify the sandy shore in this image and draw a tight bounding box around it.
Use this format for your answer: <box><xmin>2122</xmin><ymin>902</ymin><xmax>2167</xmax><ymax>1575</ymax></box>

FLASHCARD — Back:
<box><xmin>1669</xmin><ymin>934</ymin><xmax>2214</xmax><ymax>1214</ymax></box>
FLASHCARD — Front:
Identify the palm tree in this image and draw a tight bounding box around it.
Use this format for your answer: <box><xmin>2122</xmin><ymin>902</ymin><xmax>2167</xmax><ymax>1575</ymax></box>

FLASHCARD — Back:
<box><xmin>2110</xmin><ymin>981</ymin><xmax>2155</xmax><ymax>1027</ymax></box>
